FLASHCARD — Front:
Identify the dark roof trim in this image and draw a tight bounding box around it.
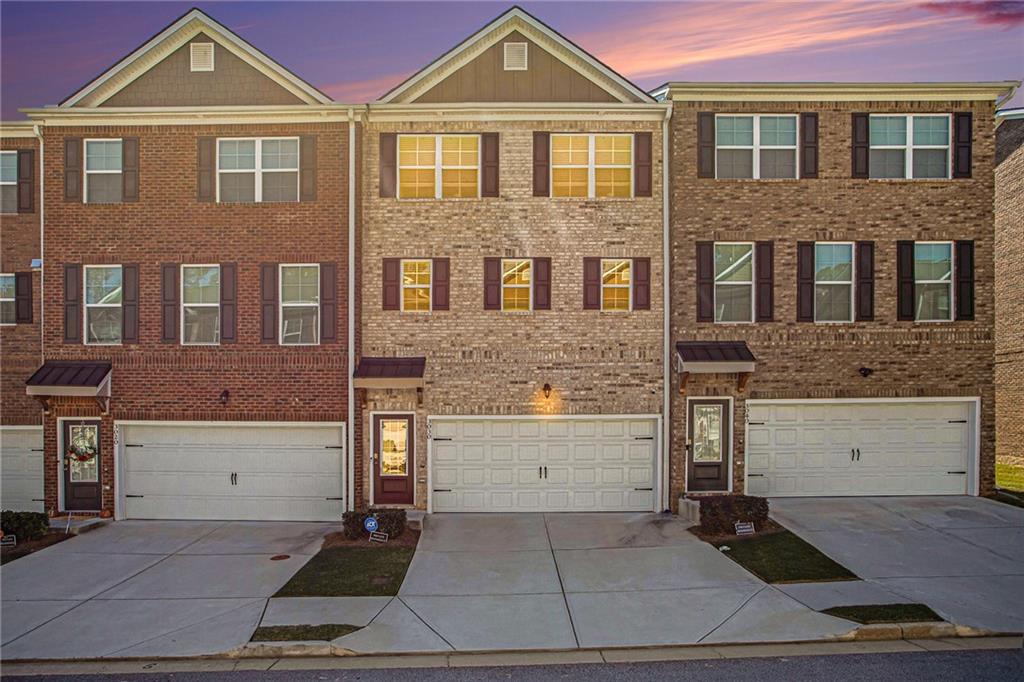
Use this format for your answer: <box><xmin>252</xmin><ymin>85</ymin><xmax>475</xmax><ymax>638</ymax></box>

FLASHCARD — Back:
<box><xmin>676</xmin><ymin>341</ymin><xmax>756</xmax><ymax>374</ymax></box>
<box><xmin>354</xmin><ymin>356</ymin><xmax>426</xmax><ymax>388</ymax></box>
<box><xmin>26</xmin><ymin>361</ymin><xmax>112</xmax><ymax>397</ymax></box>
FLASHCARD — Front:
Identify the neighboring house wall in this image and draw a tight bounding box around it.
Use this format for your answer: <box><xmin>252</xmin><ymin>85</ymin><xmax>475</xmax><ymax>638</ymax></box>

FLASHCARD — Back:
<box><xmin>669</xmin><ymin>100</ymin><xmax>998</xmax><ymax>500</ymax></box>
<box><xmin>358</xmin><ymin>118</ymin><xmax>664</xmax><ymax>509</ymax></box>
<box><xmin>101</xmin><ymin>33</ymin><xmax>306</xmax><ymax>107</ymax></box>
<box><xmin>995</xmin><ymin>118</ymin><xmax>1024</xmax><ymax>470</ymax></box>
<box><xmin>39</xmin><ymin>122</ymin><xmax>349</xmax><ymax>514</ymax></box>
<box><xmin>0</xmin><ymin>134</ymin><xmax>42</xmax><ymax>426</ymax></box>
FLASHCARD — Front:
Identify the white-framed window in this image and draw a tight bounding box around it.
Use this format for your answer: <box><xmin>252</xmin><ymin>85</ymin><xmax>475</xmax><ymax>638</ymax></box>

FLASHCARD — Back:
<box><xmin>0</xmin><ymin>273</ymin><xmax>15</xmax><ymax>325</ymax></box>
<box><xmin>181</xmin><ymin>264</ymin><xmax>220</xmax><ymax>345</ymax></box>
<box><xmin>401</xmin><ymin>259</ymin><xmax>431</xmax><ymax>312</ymax></box>
<box><xmin>713</xmin><ymin>242</ymin><xmax>754</xmax><ymax>323</ymax></box>
<box><xmin>551</xmin><ymin>133</ymin><xmax>633</xmax><ymax>198</ymax></box>
<box><xmin>504</xmin><ymin>42</ymin><xmax>528</xmax><ymax>70</ymax></box>
<box><xmin>715</xmin><ymin>114</ymin><xmax>798</xmax><ymax>179</ymax></box>
<box><xmin>280</xmin><ymin>264</ymin><xmax>319</xmax><ymax>345</ymax></box>
<box><xmin>814</xmin><ymin>242</ymin><xmax>854</xmax><ymax>323</ymax></box>
<box><xmin>0</xmin><ymin>151</ymin><xmax>17</xmax><ymax>213</ymax></box>
<box><xmin>398</xmin><ymin>134</ymin><xmax>479</xmax><ymax>199</ymax></box>
<box><xmin>84</xmin><ymin>139</ymin><xmax>122</xmax><ymax>203</ymax></box>
<box><xmin>217</xmin><ymin>137</ymin><xmax>299</xmax><ymax>203</ymax></box>
<box><xmin>601</xmin><ymin>258</ymin><xmax>632</xmax><ymax>311</ymax></box>
<box><xmin>190</xmin><ymin>42</ymin><xmax>214</xmax><ymax>72</ymax></box>
<box><xmin>869</xmin><ymin>114</ymin><xmax>951</xmax><ymax>179</ymax></box>
<box><xmin>84</xmin><ymin>265</ymin><xmax>122</xmax><ymax>344</ymax></box>
<box><xmin>502</xmin><ymin>259</ymin><xmax>532</xmax><ymax>311</ymax></box>
<box><xmin>914</xmin><ymin>241</ymin><xmax>953</xmax><ymax>321</ymax></box>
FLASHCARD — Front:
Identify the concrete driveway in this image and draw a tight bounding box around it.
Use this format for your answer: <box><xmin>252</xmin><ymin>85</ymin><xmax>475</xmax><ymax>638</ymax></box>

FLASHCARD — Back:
<box><xmin>332</xmin><ymin>513</ymin><xmax>855</xmax><ymax>654</ymax></box>
<box><xmin>770</xmin><ymin>496</ymin><xmax>1024</xmax><ymax>633</ymax></box>
<box><xmin>1</xmin><ymin>520</ymin><xmax>333</xmax><ymax>660</ymax></box>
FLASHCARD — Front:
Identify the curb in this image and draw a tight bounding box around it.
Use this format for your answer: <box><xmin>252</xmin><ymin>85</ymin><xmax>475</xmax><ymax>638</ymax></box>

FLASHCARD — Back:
<box><xmin>229</xmin><ymin>621</ymin><xmax>1014</xmax><ymax>659</ymax></box>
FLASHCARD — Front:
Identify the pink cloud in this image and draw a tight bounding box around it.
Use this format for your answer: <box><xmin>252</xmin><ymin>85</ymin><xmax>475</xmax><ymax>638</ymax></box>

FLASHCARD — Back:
<box><xmin>320</xmin><ymin>72</ymin><xmax>410</xmax><ymax>102</ymax></box>
<box><xmin>921</xmin><ymin>1</ymin><xmax>1024</xmax><ymax>27</ymax></box>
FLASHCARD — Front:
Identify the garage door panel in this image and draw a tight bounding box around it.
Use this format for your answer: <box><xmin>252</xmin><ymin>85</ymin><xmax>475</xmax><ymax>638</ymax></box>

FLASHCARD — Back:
<box><xmin>431</xmin><ymin>417</ymin><xmax>657</xmax><ymax>513</ymax></box>
<box><xmin>747</xmin><ymin>402</ymin><xmax>970</xmax><ymax>497</ymax></box>
<box><xmin>1</xmin><ymin>428</ymin><xmax>45</xmax><ymax>513</ymax></box>
<box><xmin>123</xmin><ymin>424</ymin><xmax>343</xmax><ymax>521</ymax></box>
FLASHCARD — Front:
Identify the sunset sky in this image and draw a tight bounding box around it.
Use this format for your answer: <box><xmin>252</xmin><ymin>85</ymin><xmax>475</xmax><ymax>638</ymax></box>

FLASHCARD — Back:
<box><xmin>2</xmin><ymin>1</ymin><xmax>1022</xmax><ymax>119</ymax></box>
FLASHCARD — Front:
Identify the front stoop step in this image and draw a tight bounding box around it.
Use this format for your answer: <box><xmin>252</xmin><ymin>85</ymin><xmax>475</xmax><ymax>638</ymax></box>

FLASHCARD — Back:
<box><xmin>49</xmin><ymin>516</ymin><xmax>110</xmax><ymax>535</ymax></box>
<box><xmin>407</xmin><ymin>510</ymin><xmax>425</xmax><ymax>531</ymax></box>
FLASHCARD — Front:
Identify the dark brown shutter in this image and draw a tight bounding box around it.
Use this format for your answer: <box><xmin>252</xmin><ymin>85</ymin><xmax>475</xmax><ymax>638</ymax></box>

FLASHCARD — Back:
<box><xmin>481</xmin><ymin>133</ymin><xmax>499</xmax><ymax>197</ymax></box>
<box><xmin>855</xmin><ymin>241</ymin><xmax>875</xmax><ymax>321</ymax></box>
<box><xmin>382</xmin><ymin>258</ymin><xmax>400</xmax><ymax>310</ymax></box>
<box><xmin>14</xmin><ymin>271</ymin><xmax>32</xmax><ymax>323</ymax></box>
<box><xmin>320</xmin><ymin>262</ymin><xmax>337</xmax><ymax>342</ymax></box>
<box><xmin>800</xmin><ymin>113</ymin><xmax>819</xmax><ymax>179</ymax></box>
<box><xmin>260</xmin><ymin>263</ymin><xmax>278</xmax><ymax>343</ymax></box>
<box><xmin>379</xmin><ymin>133</ymin><xmax>397</xmax><ymax>198</ymax></box>
<box><xmin>533</xmin><ymin>257</ymin><xmax>551</xmax><ymax>310</ymax></box>
<box><xmin>64</xmin><ymin>138</ymin><xmax>82</xmax><ymax>201</ymax></box>
<box><xmin>697</xmin><ymin>113</ymin><xmax>715</xmax><ymax>178</ymax></box>
<box><xmin>484</xmin><ymin>257</ymin><xmax>502</xmax><ymax>310</ymax></box>
<box><xmin>852</xmin><ymin>113</ymin><xmax>869</xmax><ymax>178</ymax></box>
<box><xmin>897</xmin><ymin>241</ymin><xmax>915</xmax><ymax>321</ymax></box>
<box><xmin>220</xmin><ymin>263</ymin><xmax>237</xmax><ymax>343</ymax></box>
<box><xmin>755</xmin><ymin>241</ymin><xmax>774</xmax><ymax>321</ymax></box>
<box><xmin>121</xmin><ymin>137</ymin><xmax>139</xmax><ymax>202</ymax></box>
<box><xmin>160</xmin><ymin>263</ymin><xmax>178</xmax><ymax>343</ymax></box>
<box><xmin>17</xmin><ymin>149</ymin><xmax>34</xmax><ymax>213</ymax></box>
<box><xmin>432</xmin><ymin>257</ymin><xmax>450</xmax><ymax>310</ymax></box>
<box><xmin>583</xmin><ymin>257</ymin><xmax>601</xmax><ymax>310</ymax></box>
<box><xmin>121</xmin><ymin>264</ymin><xmax>139</xmax><ymax>344</ymax></box>
<box><xmin>64</xmin><ymin>264</ymin><xmax>82</xmax><ymax>343</ymax></box>
<box><xmin>953</xmin><ymin>113</ymin><xmax>972</xmax><ymax>179</ymax></box>
<box><xmin>696</xmin><ymin>242</ymin><xmax>714</xmax><ymax>321</ymax></box>
<box><xmin>533</xmin><ymin>132</ymin><xmax>550</xmax><ymax>197</ymax></box>
<box><xmin>796</xmin><ymin>241</ymin><xmax>815</xmax><ymax>322</ymax></box>
<box><xmin>300</xmin><ymin>135</ymin><xmax>317</xmax><ymax>201</ymax></box>
<box><xmin>634</xmin><ymin>132</ymin><xmax>653</xmax><ymax>197</ymax></box>
<box><xmin>955</xmin><ymin>240</ymin><xmax>975</xmax><ymax>320</ymax></box>
<box><xmin>197</xmin><ymin>137</ymin><xmax>215</xmax><ymax>202</ymax></box>
<box><xmin>633</xmin><ymin>257</ymin><xmax>651</xmax><ymax>310</ymax></box>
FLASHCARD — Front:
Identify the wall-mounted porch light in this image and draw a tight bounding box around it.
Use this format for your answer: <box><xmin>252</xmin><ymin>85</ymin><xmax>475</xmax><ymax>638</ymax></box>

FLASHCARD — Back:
<box><xmin>542</xmin><ymin>383</ymin><xmax>552</xmax><ymax>399</ymax></box>
<box><xmin>219</xmin><ymin>389</ymin><xmax>230</xmax><ymax>405</ymax></box>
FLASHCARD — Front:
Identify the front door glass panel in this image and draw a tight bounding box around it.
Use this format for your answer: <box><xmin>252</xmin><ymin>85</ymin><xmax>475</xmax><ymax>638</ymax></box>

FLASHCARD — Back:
<box><xmin>67</xmin><ymin>424</ymin><xmax>100</xmax><ymax>482</ymax></box>
<box><xmin>380</xmin><ymin>419</ymin><xmax>409</xmax><ymax>476</ymax></box>
<box><xmin>693</xmin><ymin>405</ymin><xmax>723</xmax><ymax>463</ymax></box>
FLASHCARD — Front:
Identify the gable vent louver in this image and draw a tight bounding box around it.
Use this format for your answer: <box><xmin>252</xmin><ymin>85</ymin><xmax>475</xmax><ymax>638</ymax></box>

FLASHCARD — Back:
<box><xmin>190</xmin><ymin>42</ymin><xmax>215</xmax><ymax>72</ymax></box>
<box><xmin>503</xmin><ymin>42</ymin><xmax>528</xmax><ymax>71</ymax></box>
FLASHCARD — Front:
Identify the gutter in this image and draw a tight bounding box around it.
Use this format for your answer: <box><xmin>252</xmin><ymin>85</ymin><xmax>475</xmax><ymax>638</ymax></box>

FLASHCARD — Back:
<box><xmin>661</xmin><ymin>104</ymin><xmax>672</xmax><ymax>512</ymax></box>
<box><xmin>347</xmin><ymin>107</ymin><xmax>356</xmax><ymax>512</ymax></box>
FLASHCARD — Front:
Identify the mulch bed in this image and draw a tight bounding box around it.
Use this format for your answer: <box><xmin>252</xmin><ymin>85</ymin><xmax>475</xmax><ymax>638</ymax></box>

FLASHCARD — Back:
<box><xmin>688</xmin><ymin>518</ymin><xmax>783</xmax><ymax>543</ymax></box>
<box><xmin>0</xmin><ymin>532</ymin><xmax>72</xmax><ymax>565</ymax></box>
<box><xmin>321</xmin><ymin>528</ymin><xmax>420</xmax><ymax>549</ymax></box>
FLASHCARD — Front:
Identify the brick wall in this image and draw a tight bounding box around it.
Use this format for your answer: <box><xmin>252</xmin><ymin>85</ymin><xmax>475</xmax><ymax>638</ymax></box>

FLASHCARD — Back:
<box><xmin>358</xmin><ymin>119</ymin><xmax>665</xmax><ymax>509</ymax></box>
<box><xmin>995</xmin><ymin>120</ymin><xmax>1024</xmax><ymax>469</ymax></box>
<box><xmin>1</xmin><ymin>135</ymin><xmax>42</xmax><ymax>426</ymax></box>
<box><xmin>39</xmin><ymin>122</ymin><xmax>350</xmax><ymax>514</ymax></box>
<box><xmin>669</xmin><ymin>100</ymin><xmax>998</xmax><ymax>503</ymax></box>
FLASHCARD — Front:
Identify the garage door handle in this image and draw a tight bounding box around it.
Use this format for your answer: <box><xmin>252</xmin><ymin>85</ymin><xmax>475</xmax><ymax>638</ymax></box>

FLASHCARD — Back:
<box><xmin>856</xmin><ymin>448</ymin><xmax>861</xmax><ymax>461</ymax></box>
<box><xmin>634</xmin><ymin>436</ymin><xmax>654</xmax><ymax>441</ymax></box>
<box><xmin>126</xmin><ymin>494</ymin><xmax>144</xmax><ymax>498</ymax></box>
<box><xmin>947</xmin><ymin>471</ymin><xmax>967</xmax><ymax>475</ymax></box>
<box><xmin>748</xmin><ymin>474</ymin><xmax>764</xmax><ymax>478</ymax></box>
<box><xmin>325</xmin><ymin>497</ymin><xmax>344</xmax><ymax>500</ymax></box>
<box><xmin>851</xmin><ymin>448</ymin><xmax>855</xmax><ymax>461</ymax></box>
<box><xmin>948</xmin><ymin>420</ymin><xmax>967</xmax><ymax>424</ymax></box>
<box><xmin>634</xmin><ymin>487</ymin><xmax>653</xmax><ymax>491</ymax></box>
<box><xmin>433</xmin><ymin>488</ymin><xmax>452</xmax><ymax>493</ymax></box>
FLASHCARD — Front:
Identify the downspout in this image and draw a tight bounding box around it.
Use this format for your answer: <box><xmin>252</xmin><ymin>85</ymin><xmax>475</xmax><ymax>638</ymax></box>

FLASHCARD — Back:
<box><xmin>661</xmin><ymin>104</ymin><xmax>672</xmax><ymax>513</ymax></box>
<box><xmin>347</xmin><ymin>107</ymin><xmax>356</xmax><ymax>512</ymax></box>
<box><xmin>34</xmin><ymin>124</ymin><xmax>44</xmax><ymax>366</ymax></box>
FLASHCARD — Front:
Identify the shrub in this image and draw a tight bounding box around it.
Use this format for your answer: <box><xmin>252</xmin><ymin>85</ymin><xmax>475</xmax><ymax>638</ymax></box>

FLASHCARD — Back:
<box><xmin>342</xmin><ymin>509</ymin><xmax>407</xmax><ymax>540</ymax></box>
<box><xmin>1</xmin><ymin>510</ymin><xmax>49</xmax><ymax>542</ymax></box>
<box><xmin>696</xmin><ymin>495</ymin><xmax>769</xmax><ymax>536</ymax></box>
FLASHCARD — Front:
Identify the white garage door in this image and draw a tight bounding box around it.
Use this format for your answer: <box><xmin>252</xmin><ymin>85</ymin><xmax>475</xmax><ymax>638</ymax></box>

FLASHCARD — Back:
<box><xmin>746</xmin><ymin>401</ymin><xmax>972</xmax><ymax>497</ymax></box>
<box><xmin>1</xmin><ymin>427</ymin><xmax>45</xmax><ymax>512</ymax></box>
<box><xmin>122</xmin><ymin>423</ymin><xmax>344</xmax><ymax>521</ymax></box>
<box><xmin>431</xmin><ymin>417</ymin><xmax>658</xmax><ymax>512</ymax></box>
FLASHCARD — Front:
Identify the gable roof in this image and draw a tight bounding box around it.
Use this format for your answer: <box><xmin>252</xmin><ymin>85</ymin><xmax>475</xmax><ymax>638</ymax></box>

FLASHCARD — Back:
<box><xmin>378</xmin><ymin>5</ymin><xmax>653</xmax><ymax>104</ymax></box>
<box><xmin>60</xmin><ymin>7</ymin><xmax>332</xmax><ymax>108</ymax></box>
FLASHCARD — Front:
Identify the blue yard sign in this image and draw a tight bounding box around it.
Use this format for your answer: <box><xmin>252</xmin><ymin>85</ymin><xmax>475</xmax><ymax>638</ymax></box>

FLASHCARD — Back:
<box><xmin>364</xmin><ymin>516</ymin><xmax>379</xmax><ymax>533</ymax></box>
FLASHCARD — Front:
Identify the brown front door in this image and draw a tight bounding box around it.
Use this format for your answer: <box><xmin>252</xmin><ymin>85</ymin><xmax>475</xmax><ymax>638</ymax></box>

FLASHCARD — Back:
<box><xmin>687</xmin><ymin>399</ymin><xmax>731</xmax><ymax>492</ymax></box>
<box><xmin>63</xmin><ymin>420</ymin><xmax>102</xmax><ymax>511</ymax></box>
<box><xmin>372</xmin><ymin>414</ymin><xmax>414</xmax><ymax>505</ymax></box>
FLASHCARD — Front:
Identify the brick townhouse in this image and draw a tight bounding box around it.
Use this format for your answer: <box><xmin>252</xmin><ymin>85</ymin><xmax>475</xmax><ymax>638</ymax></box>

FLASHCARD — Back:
<box><xmin>0</xmin><ymin>123</ymin><xmax>42</xmax><ymax>511</ymax></box>
<box><xmin>4</xmin><ymin>9</ymin><xmax>356</xmax><ymax>520</ymax></box>
<box><xmin>995</xmin><ymin>109</ymin><xmax>1024</xmax><ymax>474</ymax></box>
<box><xmin>655</xmin><ymin>82</ymin><xmax>1013</xmax><ymax>502</ymax></box>
<box><xmin>0</xmin><ymin>5</ymin><xmax>1017</xmax><ymax>521</ymax></box>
